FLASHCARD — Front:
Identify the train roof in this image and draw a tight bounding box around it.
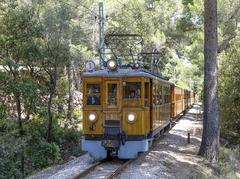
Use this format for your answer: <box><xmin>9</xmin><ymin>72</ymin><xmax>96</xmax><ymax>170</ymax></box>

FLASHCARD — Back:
<box><xmin>83</xmin><ymin>68</ymin><xmax>173</xmax><ymax>85</ymax></box>
<box><xmin>83</xmin><ymin>68</ymin><xmax>193</xmax><ymax>92</ymax></box>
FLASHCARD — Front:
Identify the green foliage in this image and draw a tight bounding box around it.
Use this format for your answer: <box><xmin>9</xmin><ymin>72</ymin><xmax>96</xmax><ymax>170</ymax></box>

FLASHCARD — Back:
<box><xmin>219</xmin><ymin>146</ymin><xmax>240</xmax><ymax>177</ymax></box>
<box><xmin>0</xmin><ymin>115</ymin><xmax>81</xmax><ymax>177</ymax></box>
<box><xmin>182</xmin><ymin>0</ymin><xmax>194</xmax><ymax>6</ymax></box>
<box><xmin>219</xmin><ymin>34</ymin><xmax>240</xmax><ymax>137</ymax></box>
<box><xmin>26</xmin><ymin>140</ymin><xmax>60</xmax><ymax>169</ymax></box>
<box><xmin>57</xmin><ymin>77</ymin><xmax>68</xmax><ymax>95</ymax></box>
<box><xmin>0</xmin><ymin>132</ymin><xmax>25</xmax><ymax>179</ymax></box>
<box><xmin>0</xmin><ymin>118</ymin><xmax>17</xmax><ymax>133</ymax></box>
<box><xmin>0</xmin><ymin>102</ymin><xmax>7</xmax><ymax>120</ymax></box>
<box><xmin>0</xmin><ymin>118</ymin><xmax>57</xmax><ymax>177</ymax></box>
<box><xmin>73</xmin><ymin>108</ymin><xmax>82</xmax><ymax>121</ymax></box>
<box><xmin>52</xmin><ymin>122</ymin><xmax>81</xmax><ymax>159</ymax></box>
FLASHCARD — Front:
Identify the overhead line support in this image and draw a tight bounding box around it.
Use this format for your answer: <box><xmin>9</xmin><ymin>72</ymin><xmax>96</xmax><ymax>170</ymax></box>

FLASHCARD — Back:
<box><xmin>99</xmin><ymin>2</ymin><xmax>105</xmax><ymax>69</ymax></box>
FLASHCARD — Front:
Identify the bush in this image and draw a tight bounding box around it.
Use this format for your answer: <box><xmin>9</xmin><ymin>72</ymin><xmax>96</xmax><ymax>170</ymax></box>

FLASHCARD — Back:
<box><xmin>51</xmin><ymin>119</ymin><xmax>82</xmax><ymax>160</ymax></box>
<box><xmin>25</xmin><ymin>139</ymin><xmax>60</xmax><ymax>170</ymax></box>
<box><xmin>0</xmin><ymin>102</ymin><xmax>7</xmax><ymax>120</ymax></box>
<box><xmin>0</xmin><ymin>129</ymin><xmax>26</xmax><ymax>179</ymax></box>
<box><xmin>25</xmin><ymin>115</ymin><xmax>82</xmax><ymax>173</ymax></box>
<box><xmin>219</xmin><ymin>37</ymin><xmax>240</xmax><ymax>139</ymax></box>
<box><xmin>219</xmin><ymin>146</ymin><xmax>240</xmax><ymax>178</ymax></box>
<box><xmin>0</xmin><ymin>118</ymin><xmax>18</xmax><ymax>133</ymax></box>
<box><xmin>0</xmin><ymin>114</ymin><xmax>82</xmax><ymax>178</ymax></box>
<box><xmin>0</xmin><ymin>118</ymin><xmax>61</xmax><ymax>177</ymax></box>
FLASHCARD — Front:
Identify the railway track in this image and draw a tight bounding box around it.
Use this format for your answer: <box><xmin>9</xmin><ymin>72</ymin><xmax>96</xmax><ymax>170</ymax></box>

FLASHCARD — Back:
<box><xmin>74</xmin><ymin>158</ymin><xmax>132</xmax><ymax>179</ymax></box>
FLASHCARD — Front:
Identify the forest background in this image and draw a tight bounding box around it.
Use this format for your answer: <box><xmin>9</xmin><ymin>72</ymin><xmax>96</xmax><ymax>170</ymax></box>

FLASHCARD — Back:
<box><xmin>0</xmin><ymin>0</ymin><xmax>239</xmax><ymax>178</ymax></box>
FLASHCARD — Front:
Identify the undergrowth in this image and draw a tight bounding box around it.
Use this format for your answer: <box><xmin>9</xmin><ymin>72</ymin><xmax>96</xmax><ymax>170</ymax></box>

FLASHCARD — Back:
<box><xmin>219</xmin><ymin>146</ymin><xmax>240</xmax><ymax>178</ymax></box>
<box><xmin>0</xmin><ymin>116</ymin><xmax>82</xmax><ymax>178</ymax></box>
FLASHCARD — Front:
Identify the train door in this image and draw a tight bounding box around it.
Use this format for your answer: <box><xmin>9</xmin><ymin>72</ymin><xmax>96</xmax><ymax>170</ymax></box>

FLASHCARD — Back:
<box><xmin>151</xmin><ymin>80</ymin><xmax>158</xmax><ymax>132</ymax></box>
<box><xmin>170</xmin><ymin>85</ymin><xmax>175</xmax><ymax>118</ymax></box>
<box><xmin>150</xmin><ymin>79</ymin><xmax>153</xmax><ymax>131</ymax></box>
<box><xmin>144</xmin><ymin>80</ymin><xmax>151</xmax><ymax>134</ymax></box>
<box><xmin>102</xmin><ymin>79</ymin><xmax>121</xmax><ymax>146</ymax></box>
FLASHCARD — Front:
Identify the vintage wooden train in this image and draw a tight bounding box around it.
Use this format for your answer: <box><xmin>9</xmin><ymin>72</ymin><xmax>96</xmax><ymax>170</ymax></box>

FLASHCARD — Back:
<box><xmin>81</xmin><ymin>59</ymin><xmax>194</xmax><ymax>159</ymax></box>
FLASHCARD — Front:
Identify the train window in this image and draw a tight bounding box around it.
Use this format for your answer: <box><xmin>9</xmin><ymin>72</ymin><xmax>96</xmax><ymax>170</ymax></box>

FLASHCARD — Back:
<box><xmin>157</xmin><ymin>85</ymin><xmax>163</xmax><ymax>105</ymax></box>
<box><xmin>108</xmin><ymin>84</ymin><xmax>117</xmax><ymax>106</ymax></box>
<box><xmin>163</xmin><ymin>86</ymin><xmax>170</xmax><ymax>103</ymax></box>
<box><xmin>153</xmin><ymin>83</ymin><xmax>157</xmax><ymax>105</ymax></box>
<box><xmin>124</xmin><ymin>82</ymin><xmax>141</xmax><ymax>99</ymax></box>
<box><xmin>144</xmin><ymin>82</ymin><xmax>149</xmax><ymax>106</ymax></box>
<box><xmin>175</xmin><ymin>89</ymin><xmax>181</xmax><ymax>101</ymax></box>
<box><xmin>86</xmin><ymin>84</ymin><xmax>101</xmax><ymax>105</ymax></box>
<box><xmin>155</xmin><ymin>85</ymin><xmax>159</xmax><ymax>105</ymax></box>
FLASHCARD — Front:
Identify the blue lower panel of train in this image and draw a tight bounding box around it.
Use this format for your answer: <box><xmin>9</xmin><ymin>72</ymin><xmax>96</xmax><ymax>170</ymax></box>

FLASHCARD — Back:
<box><xmin>82</xmin><ymin>137</ymin><xmax>151</xmax><ymax>159</ymax></box>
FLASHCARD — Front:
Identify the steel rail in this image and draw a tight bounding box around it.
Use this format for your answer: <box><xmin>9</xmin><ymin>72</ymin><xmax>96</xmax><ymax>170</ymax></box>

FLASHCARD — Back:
<box><xmin>105</xmin><ymin>159</ymin><xmax>133</xmax><ymax>179</ymax></box>
<box><xmin>73</xmin><ymin>160</ymin><xmax>105</xmax><ymax>179</ymax></box>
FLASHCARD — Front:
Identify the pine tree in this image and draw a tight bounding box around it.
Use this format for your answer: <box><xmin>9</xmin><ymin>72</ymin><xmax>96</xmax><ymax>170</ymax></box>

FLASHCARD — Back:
<box><xmin>199</xmin><ymin>0</ymin><xmax>220</xmax><ymax>162</ymax></box>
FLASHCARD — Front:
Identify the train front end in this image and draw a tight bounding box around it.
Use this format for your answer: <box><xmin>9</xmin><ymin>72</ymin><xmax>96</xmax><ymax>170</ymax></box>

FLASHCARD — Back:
<box><xmin>81</xmin><ymin>66</ymin><xmax>152</xmax><ymax>160</ymax></box>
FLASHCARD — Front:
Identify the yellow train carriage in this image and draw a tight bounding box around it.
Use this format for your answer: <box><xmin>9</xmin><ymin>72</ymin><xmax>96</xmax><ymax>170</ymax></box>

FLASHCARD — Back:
<box><xmin>171</xmin><ymin>86</ymin><xmax>184</xmax><ymax>118</ymax></box>
<box><xmin>151</xmin><ymin>79</ymin><xmax>171</xmax><ymax>136</ymax></box>
<box><xmin>81</xmin><ymin>60</ymin><xmax>194</xmax><ymax>159</ymax></box>
<box><xmin>82</xmin><ymin>68</ymin><xmax>173</xmax><ymax>159</ymax></box>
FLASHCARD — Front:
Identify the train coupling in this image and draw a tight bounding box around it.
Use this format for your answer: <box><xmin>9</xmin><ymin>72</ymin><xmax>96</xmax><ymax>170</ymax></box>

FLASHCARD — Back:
<box><xmin>102</xmin><ymin>139</ymin><xmax>119</xmax><ymax>148</ymax></box>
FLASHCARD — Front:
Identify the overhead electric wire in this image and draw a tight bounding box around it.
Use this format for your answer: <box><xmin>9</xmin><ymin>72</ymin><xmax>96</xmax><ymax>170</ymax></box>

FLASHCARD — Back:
<box><xmin>57</xmin><ymin>0</ymin><xmax>143</xmax><ymax>54</ymax></box>
<box><xmin>57</xmin><ymin>0</ymin><xmax>136</xmax><ymax>34</ymax></box>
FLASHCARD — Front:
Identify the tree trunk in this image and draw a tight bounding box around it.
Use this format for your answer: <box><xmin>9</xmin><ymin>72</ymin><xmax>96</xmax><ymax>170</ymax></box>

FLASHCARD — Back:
<box><xmin>14</xmin><ymin>93</ymin><xmax>25</xmax><ymax>177</ymax></box>
<box><xmin>73</xmin><ymin>60</ymin><xmax>81</xmax><ymax>91</ymax></box>
<box><xmin>46</xmin><ymin>75</ymin><xmax>56</xmax><ymax>142</ymax></box>
<box><xmin>198</xmin><ymin>0</ymin><xmax>220</xmax><ymax>162</ymax></box>
<box><xmin>67</xmin><ymin>60</ymin><xmax>74</xmax><ymax>121</ymax></box>
<box><xmin>15</xmin><ymin>94</ymin><xmax>23</xmax><ymax>134</ymax></box>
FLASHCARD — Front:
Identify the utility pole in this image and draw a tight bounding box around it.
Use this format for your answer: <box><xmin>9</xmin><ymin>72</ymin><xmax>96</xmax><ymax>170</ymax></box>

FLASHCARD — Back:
<box><xmin>99</xmin><ymin>1</ymin><xmax>105</xmax><ymax>68</ymax></box>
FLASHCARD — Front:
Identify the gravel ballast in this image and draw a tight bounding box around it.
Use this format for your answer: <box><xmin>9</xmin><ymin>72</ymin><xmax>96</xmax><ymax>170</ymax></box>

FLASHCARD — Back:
<box><xmin>28</xmin><ymin>154</ymin><xmax>95</xmax><ymax>179</ymax></box>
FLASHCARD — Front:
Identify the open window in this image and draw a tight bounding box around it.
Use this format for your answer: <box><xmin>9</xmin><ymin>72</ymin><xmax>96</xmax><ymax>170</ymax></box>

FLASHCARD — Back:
<box><xmin>86</xmin><ymin>84</ymin><xmax>101</xmax><ymax>105</ymax></box>
<box><xmin>124</xmin><ymin>82</ymin><xmax>141</xmax><ymax>99</ymax></box>
<box><xmin>163</xmin><ymin>86</ymin><xmax>170</xmax><ymax>104</ymax></box>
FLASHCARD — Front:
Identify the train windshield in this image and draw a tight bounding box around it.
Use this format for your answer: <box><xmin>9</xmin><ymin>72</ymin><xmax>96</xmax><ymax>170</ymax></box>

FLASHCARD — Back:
<box><xmin>124</xmin><ymin>82</ymin><xmax>141</xmax><ymax>99</ymax></box>
<box><xmin>86</xmin><ymin>84</ymin><xmax>101</xmax><ymax>105</ymax></box>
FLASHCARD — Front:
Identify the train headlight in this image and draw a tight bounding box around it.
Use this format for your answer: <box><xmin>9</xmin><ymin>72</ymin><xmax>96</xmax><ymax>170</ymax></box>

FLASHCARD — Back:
<box><xmin>88</xmin><ymin>112</ymin><xmax>97</xmax><ymax>122</ymax></box>
<box><xmin>133</xmin><ymin>61</ymin><xmax>140</xmax><ymax>69</ymax></box>
<box><xmin>127</xmin><ymin>112</ymin><xmax>136</xmax><ymax>123</ymax></box>
<box><xmin>107</xmin><ymin>59</ymin><xmax>117</xmax><ymax>70</ymax></box>
<box><xmin>135</xmin><ymin>63</ymin><xmax>140</xmax><ymax>68</ymax></box>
